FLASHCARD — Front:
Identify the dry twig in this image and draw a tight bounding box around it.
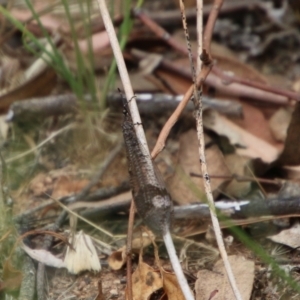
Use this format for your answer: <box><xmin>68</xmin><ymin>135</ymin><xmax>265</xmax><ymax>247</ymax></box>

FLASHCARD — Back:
<box><xmin>136</xmin><ymin>9</ymin><xmax>299</xmax><ymax>109</ymax></box>
<box><xmin>96</xmin><ymin>1</ymin><xmax>194</xmax><ymax>299</ymax></box>
<box><xmin>125</xmin><ymin>201</ymin><xmax>135</xmax><ymax>299</ymax></box>
<box><xmin>192</xmin><ymin>0</ymin><xmax>242</xmax><ymax>298</ymax></box>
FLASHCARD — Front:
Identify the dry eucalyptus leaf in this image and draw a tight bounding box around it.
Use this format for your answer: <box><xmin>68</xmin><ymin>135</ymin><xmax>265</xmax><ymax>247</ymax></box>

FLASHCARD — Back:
<box><xmin>268</xmin><ymin>223</ymin><xmax>300</xmax><ymax>249</ymax></box>
<box><xmin>223</xmin><ymin>154</ymin><xmax>252</xmax><ymax>198</ymax></box>
<box><xmin>282</xmin><ymin>165</ymin><xmax>300</xmax><ymax>180</ymax></box>
<box><xmin>161</xmin><ymin>270</ymin><xmax>189</xmax><ymax>300</ymax></box>
<box><xmin>292</xmin><ymin>77</ymin><xmax>300</xmax><ymax>93</ymax></box>
<box><xmin>108</xmin><ymin>246</ymin><xmax>126</xmax><ymax>271</ymax></box>
<box><xmin>131</xmin><ymin>231</ymin><xmax>155</xmax><ymax>250</ymax></box>
<box><xmin>0</xmin><ymin>68</ymin><xmax>56</xmax><ymax>112</ymax></box>
<box><xmin>269</xmin><ymin>108</ymin><xmax>292</xmax><ymax>142</ymax></box>
<box><xmin>108</xmin><ymin>232</ymin><xmax>155</xmax><ymax>270</ymax></box>
<box><xmin>204</xmin><ymin>110</ymin><xmax>246</xmax><ymax>147</ymax></box>
<box><xmin>29</xmin><ymin>173</ymin><xmax>52</xmax><ymax>197</ymax></box>
<box><xmin>196</xmin><ymin>255</ymin><xmax>254</xmax><ymax>300</ymax></box>
<box><xmin>0</xmin><ymin>115</ymin><xmax>9</xmax><ymax>141</ymax></box>
<box><xmin>127</xmin><ymin>261</ymin><xmax>162</xmax><ymax>300</ymax></box>
<box><xmin>167</xmin><ymin>129</ymin><xmax>230</xmax><ymax>205</ymax></box>
<box><xmin>52</xmin><ymin>176</ymin><xmax>89</xmax><ymax>199</ymax></box>
<box><xmin>211</xmin><ymin>43</ymin><xmax>268</xmax><ymax>83</ymax></box>
<box><xmin>278</xmin><ymin>102</ymin><xmax>300</xmax><ymax>166</ymax></box>
<box><xmin>236</xmin><ymin>102</ymin><xmax>278</xmax><ymax>146</ymax></box>
<box><xmin>204</xmin><ymin>110</ymin><xmax>279</xmax><ymax>163</ymax></box>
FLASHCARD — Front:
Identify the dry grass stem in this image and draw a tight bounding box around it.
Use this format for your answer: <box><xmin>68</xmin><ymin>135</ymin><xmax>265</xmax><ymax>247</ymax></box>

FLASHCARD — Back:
<box><xmin>96</xmin><ymin>0</ymin><xmax>149</xmax><ymax>155</ymax></box>
<box><xmin>193</xmin><ymin>0</ymin><xmax>242</xmax><ymax>298</ymax></box>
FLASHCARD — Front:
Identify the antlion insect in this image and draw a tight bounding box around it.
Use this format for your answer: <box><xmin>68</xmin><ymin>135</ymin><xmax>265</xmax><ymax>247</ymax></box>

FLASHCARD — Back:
<box><xmin>122</xmin><ymin>95</ymin><xmax>173</xmax><ymax>235</ymax></box>
<box><xmin>121</xmin><ymin>92</ymin><xmax>195</xmax><ymax>300</ymax></box>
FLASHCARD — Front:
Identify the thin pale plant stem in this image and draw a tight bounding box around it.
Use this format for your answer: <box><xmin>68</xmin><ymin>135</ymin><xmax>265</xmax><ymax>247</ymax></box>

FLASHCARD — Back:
<box><xmin>96</xmin><ymin>0</ymin><xmax>149</xmax><ymax>155</ymax></box>
<box><xmin>163</xmin><ymin>230</ymin><xmax>195</xmax><ymax>300</ymax></box>
<box><xmin>6</xmin><ymin>124</ymin><xmax>76</xmax><ymax>163</ymax></box>
<box><xmin>194</xmin><ymin>0</ymin><xmax>242</xmax><ymax>298</ymax></box>
<box><xmin>151</xmin><ymin>65</ymin><xmax>211</xmax><ymax>158</ymax></box>
<box><xmin>96</xmin><ymin>1</ymin><xmax>194</xmax><ymax>298</ymax></box>
<box><xmin>196</xmin><ymin>0</ymin><xmax>203</xmax><ymax>73</ymax></box>
<box><xmin>48</xmin><ymin>194</ymin><xmax>113</xmax><ymax>238</ymax></box>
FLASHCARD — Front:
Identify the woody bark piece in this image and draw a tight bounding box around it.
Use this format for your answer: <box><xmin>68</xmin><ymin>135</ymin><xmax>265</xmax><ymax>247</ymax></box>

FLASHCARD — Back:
<box><xmin>18</xmin><ymin>255</ymin><xmax>36</xmax><ymax>300</ymax></box>
<box><xmin>7</xmin><ymin>94</ymin><xmax>78</xmax><ymax>122</ymax></box>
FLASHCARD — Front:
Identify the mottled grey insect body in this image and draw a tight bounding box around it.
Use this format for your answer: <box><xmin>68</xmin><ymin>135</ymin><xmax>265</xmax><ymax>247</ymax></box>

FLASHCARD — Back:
<box><xmin>122</xmin><ymin>101</ymin><xmax>173</xmax><ymax>235</ymax></box>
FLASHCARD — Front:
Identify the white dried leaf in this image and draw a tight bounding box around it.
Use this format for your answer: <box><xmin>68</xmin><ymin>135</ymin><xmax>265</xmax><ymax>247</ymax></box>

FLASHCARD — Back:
<box><xmin>64</xmin><ymin>230</ymin><xmax>101</xmax><ymax>274</ymax></box>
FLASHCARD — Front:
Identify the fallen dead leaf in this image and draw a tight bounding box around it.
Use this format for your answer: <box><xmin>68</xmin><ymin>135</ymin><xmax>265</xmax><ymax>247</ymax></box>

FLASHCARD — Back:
<box><xmin>269</xmin><ymin>107</ymin><xmax>292</xmax><ymax>143</ymax></box>
<box><xmin>196</xmin><ymin>255</ymin><xmax>254</xmax><ymax>300</ymax></box>
<box><xmin>127</xmin><ymin>261</ymin><xmax>162</xmax><ymax>300</ymax></box>
<box><xmin>108</xmin><ymin>232</ymin><xmax>155</xmax><ymax>271</ymax></box>
<box><xmin>155</xmin><ymin>68</ymin><xmax>192</xmax><ymax>94</ymax></box>
<box><xmin>277</xmin><ymin>102</ymin><xmax>300</xmax><ymax>166</ymax></box>
<box><xmin>234</xmin><ymin>102</ymin><xmax>279</xmax><ymax>146</ymax></box>
<box><xmin>107</xmin><ymin>246</ymin><xmax>126</xmax><ymax>271</ymax></box>
<box><xmin>203</xmin><ymin>110</ymin><xmax>279</xmax><ymax>163</ymax></box>
<box><xmin>268</xmin><ymin>222</ymin><xmax>300</xmax><ymax>249</ymax></box>
<box><xmin>282</xmin><ymin>165</ymin><xmax>300</xmax><ymax>180</ymax></box>
<box><xmin>52</xmin><ymin>176</ymin><xmax>89</xmax><ymax>199</ymax></box>
<box><xmin>29</xmin><ymin>173</ymin><xmax>53</xmax><ymax>197</ymax></box>
<box><xmin>78</xmin><ymin>31</ymin><xmax>110</xmax><ymax>54</ymax></box>
<box><xmin>0</xmin><ymin>68</ymin><xmax>56</xmax><ymax>113</ymax></box>
<box><xmin>292</xmin><ymin>76</ymin><xmax>300</xmax><ymax>93</ymax></box>
<box><xmin>161</xmin><ymin>270</ymin><xmax>186</xmax><ymax>300</ymax></box>
<box><xmin>30</xmin><ymin>172</ymin><xmax>90</xmax><ymax>199</ymax></box>
<box><xmin>223</xmin><ymin>154</ymin><xmax>252</xmax><ymax>198</ymax></box>
<box><xmin>212</xmin><ymin>47</ymin><xmax>268</xmax><ymax>84</ymax></box>
<box><xmin>10</xmin><ymin>6</ymin><xmax>69</xmax><ymax>32</ymax></box>
<box><xmin>206</xmin><ymin>72</ymin><xmax>288</xmax><ymax>104</ymax></box>
<box><xmin>167</xmin><ymin>129</ymin><xmax>230</xmax><ymax>205</ymax></box>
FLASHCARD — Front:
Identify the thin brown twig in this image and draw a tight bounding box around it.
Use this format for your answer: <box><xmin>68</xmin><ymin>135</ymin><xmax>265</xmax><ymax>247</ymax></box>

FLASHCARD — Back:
<box><xmin>0</xmin><ymin>2</ymin><xmax>61</xmax><ymax>46</ymax></box>
<box><xmin>18</xmin><ymin>229</ymin><xmax>70</xmax><ymax>246</ymax></box>
<box><xmin>190</xmin><ymin>172</ymin><xmax>282</xmax><ymax>185</ymax></box>
<box><xmin>146</xmin><ymin>0</ymin><xmax>213</xmax><ymax>159</ymax></box>
<box><xmin>206</xmin><ymin>72</ymin><xmax>289</xmax><ymax>105</ymax></box>
<box><xmin>125</xmin><ymin>200</ymin><xmax>135</xmax><ymax>300</ymax></box>
<box><xmin>151</xmin><ymin>52</ymin><xmax>212</xmax><ymax>159</ymax></box>
<box><xmin>202</xmin><ymin>3</ymin><xmax>218</xmax><ymax>51</ymax></box>
<box><xmin>146</xmin><ymin>0</ymin><xmax>268</xmax><ymax>26</ymax></box>
<box><xmin>178</xmin><ymin>0</ymin><xmax>197</xmax><ymax>88</ymax></box>
<box><xmin>135</xmin><ymin>9</ymin><xmax>300</xmax><ymax>104</ymax></box>
<box><xmin>212</xmin><ymin>66</ymin><xmax>300</xmax><ymax>102</ymax></box>
<box><xmin>158</xmin><ymin>57</ymin><xmax>290</xmax><ymax>105</ymax></box>
<box><xmin>134</xmin><ymin>9</ymin><xmax>188</xmax><ymax>55</ymax></box>
<box><xmin>140</xmin><ymin>5</ymin><xmax>292</xmax><ymax>158</ymax></box>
